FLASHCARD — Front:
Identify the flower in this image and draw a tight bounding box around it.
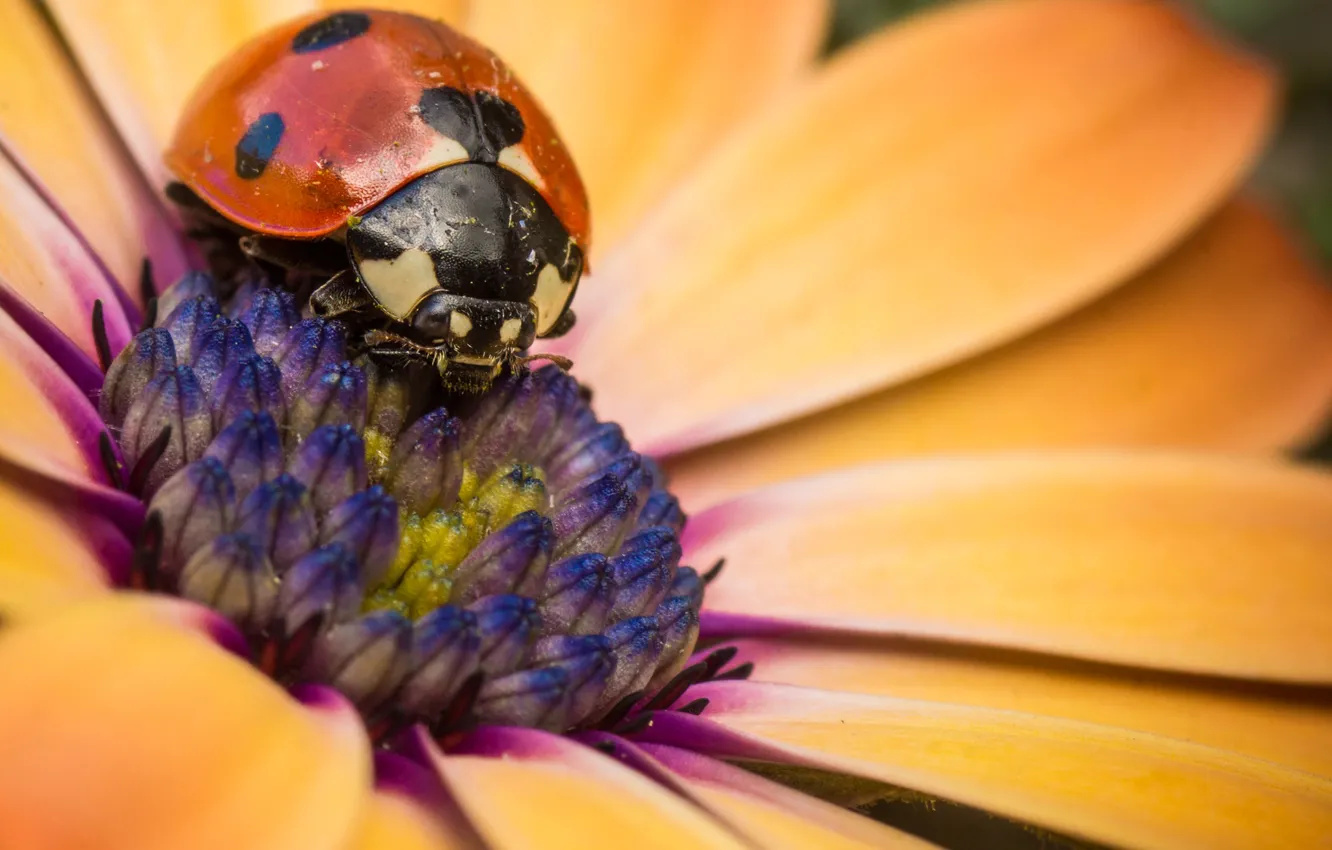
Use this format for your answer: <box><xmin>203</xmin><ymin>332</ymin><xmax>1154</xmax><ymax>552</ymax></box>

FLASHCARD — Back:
<box><xmin>0</xmin><ymin>1</ymin><xmax>1330</xmax><ymax>849</ymax></box>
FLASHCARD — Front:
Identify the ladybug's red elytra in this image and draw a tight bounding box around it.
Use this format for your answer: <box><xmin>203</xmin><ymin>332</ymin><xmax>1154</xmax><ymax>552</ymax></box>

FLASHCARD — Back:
<box><xmin>166</xmin><ymin>9</ymin><xmax>589</xmax><ymax>390</ymax></box>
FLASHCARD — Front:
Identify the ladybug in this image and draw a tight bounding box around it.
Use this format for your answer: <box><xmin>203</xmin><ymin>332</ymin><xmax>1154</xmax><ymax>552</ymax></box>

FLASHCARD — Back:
<box><xmin>166</xmin><ymin>9</ymin><xmax>589</xmax><ymax>389</ymax></box>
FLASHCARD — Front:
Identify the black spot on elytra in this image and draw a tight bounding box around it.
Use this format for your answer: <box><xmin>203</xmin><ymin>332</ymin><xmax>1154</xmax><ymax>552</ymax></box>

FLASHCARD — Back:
<box><xmin>235</xmin><ymin>112</ymin><xmax>285</xmax><ymax>180</ymax></box>
<box><xmin>417</xmin><ymin>86</ymin><xmax>525</xmax><ymax>164</ymax></box>
<box><xmin>475</xmin><ymin>91</ymin><xmax>525</xmax><ymax>152</ymax></box>
<box><xmin>417</xmin><ymin>87</ymin><xmax>480</xmax><ymax>154</ymax></box>
<box><xmin>291</xmin><ymin>11</ymin><xmax>371</xmax><ymax>53</ymax></box>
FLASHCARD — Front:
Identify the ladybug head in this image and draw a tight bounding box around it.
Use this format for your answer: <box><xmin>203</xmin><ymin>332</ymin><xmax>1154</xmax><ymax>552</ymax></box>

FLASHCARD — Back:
<box><xmin>409</xmin><ymin>291</ymin><xmax>537</xmax><ymax>365</ymax></box>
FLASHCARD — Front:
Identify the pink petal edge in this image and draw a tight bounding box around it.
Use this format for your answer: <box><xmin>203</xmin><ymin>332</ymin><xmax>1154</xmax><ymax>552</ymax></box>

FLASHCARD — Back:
<box><xmin>0</xmin><ymin>140</ymin><xmax>142</xmax><ymax>324</ymax></box>
<box><xmin>0</xmin><ymin>143</ymin><xmax>135</xmax><ymax>355</ymax></box>
<box><xmin>0</xmin><ymin>304</ymin><xmax>118</xmax><ymax>482</ymax></box>
<box><xmin>0</xmin><ymin>132</ymin><xmax>191</xmax><ymax>304</ymax></box>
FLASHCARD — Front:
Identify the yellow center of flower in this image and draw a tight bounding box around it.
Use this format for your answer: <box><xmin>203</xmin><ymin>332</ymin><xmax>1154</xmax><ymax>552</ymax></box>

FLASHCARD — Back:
<box><xmin>362</xmin><ymin>461</ymin><xmax>550</xmax><ymax>619</ymax></box>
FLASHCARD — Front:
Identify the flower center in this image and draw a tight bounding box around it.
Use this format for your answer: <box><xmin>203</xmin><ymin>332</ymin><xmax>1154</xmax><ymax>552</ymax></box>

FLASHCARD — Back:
<box><xmin>97</xmin><ymin>274</ymin><xmax>710</xmax><ymax>738</ymax></box>
<box><xmin>364</xmin><ymin>462</ymin><xmax>550</xmax><ymax>620</ymax></box>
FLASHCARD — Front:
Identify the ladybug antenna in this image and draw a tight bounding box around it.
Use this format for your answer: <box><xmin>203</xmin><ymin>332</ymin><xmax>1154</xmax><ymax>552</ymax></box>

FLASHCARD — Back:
<box><xmin>514</xmin><ymin>351</ymin><xmax>574</xmax><ymax>372</ymax></box>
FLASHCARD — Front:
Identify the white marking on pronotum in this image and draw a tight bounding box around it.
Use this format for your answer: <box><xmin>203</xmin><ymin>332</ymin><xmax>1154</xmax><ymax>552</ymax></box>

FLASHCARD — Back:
<box><xmin>450</xmin><ymin>311</ymin><xmax>473</xmax><ymax>338</ymax></box>
<box><xmin>358</xmin><ymin>247</ymin><xmax>437</xmax><ymax>319</ymax></box>
<box><xmin>417</xmin><ymin>136</ymin><xmax>469</xmax><ymax>171</ymax></box>
<box><xmin>498</xmin><ymin>145</ymin><xmax>543</xmax><ymax>189</ymax></box>
<box><xmin>531</xmin><ymin>263</ymin><xmax>573</xmax><ymax>335</ymax></box>
<box><xmin>499</xmin><ymin>317</ymin><xmax>523</xmax><ymax>343</ymax></box>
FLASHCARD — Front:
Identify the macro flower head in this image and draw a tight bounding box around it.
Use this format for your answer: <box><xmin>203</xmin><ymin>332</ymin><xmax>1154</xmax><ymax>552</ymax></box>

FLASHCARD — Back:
<box><xmin>1</xmin><ymin>1</ymin><xmax>1331</xmax><ymax>849</ymax></box>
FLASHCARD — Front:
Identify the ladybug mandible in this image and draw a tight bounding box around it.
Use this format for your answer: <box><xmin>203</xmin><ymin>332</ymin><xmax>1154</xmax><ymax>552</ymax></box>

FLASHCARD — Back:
<box><xmin>166</xmin><ymin>9</ymin><xmax>589</xmax><ymax>390</ymax></box>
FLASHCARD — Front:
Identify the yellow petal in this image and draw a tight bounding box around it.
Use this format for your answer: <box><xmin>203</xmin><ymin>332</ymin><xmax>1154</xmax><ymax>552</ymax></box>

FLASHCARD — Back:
<box><xmin>689</xmin><ymin>454</ymin><xmax>1332</xmax><ymax>683</ymax></box>
<box><xmin>668</xmin><ymin>198</ymin><xmax>1332</xmax><ymax>509</ymax></box>
<box><xmin>44</xmin><ymin>0</ymin><xmax>318</xmax><ymax>192</ymax></box>
<box><xmin>0</xmin><ymin>0</ymin><xmax>187</xmax><ymax>298</ymax></box>
<box><xmin>432</xmin><ymin>752</ymin><xmax>746</xmax><ymax>849</ymax></box>
<box><xmin>0</xmin><ymin>471</ymin><xmax>112</xmax><ymax>621</ymax></box>
<box><xmin>740</xmin><ymin>637</ymin><xmax>1332</xmax><ymax>778</ymax></box>
<box><xmin>0</xmin><ymin>596</ymin><xmax>371</xmax><ymax>850</ymax></box>
<box><xmin>701</xmin><ymin>782</ymin><xmax>937</xmax><ymax>850</ymax></box>
<box><xmin>569</xmin><ymin>0</ymin><xmax>1275</xmax><ymax>454</ymax></box>
<box><xmin>450</xmin><ymin>725</ymin><xmax>910</xmax><ymax>848</ymax></box>
<box><xmin>683</xmin><ymin>682</ymin><xmax>1332</xmax><ymax>850</ymax></box>
<box><xmin>348</xmin><ymin>792</ymin><xmax>468</xmax><ymax>850</ymax></box>
<box><xmin>648</xmin><ymin>744</ymin><xmax>937</xmax><ymax>849</ymax></box>
<box><xmin>466</xmin><ymin>0</ymin><xmax>828</xmax><ymax>255</ymax></box>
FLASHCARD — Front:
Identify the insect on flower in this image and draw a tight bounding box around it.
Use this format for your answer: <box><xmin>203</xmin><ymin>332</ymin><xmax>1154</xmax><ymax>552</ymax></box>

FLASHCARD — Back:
<box><xmin>4</xmin><ymin>0</ymin><xmax>1332</xmax><ymax>848</ymax></box>
<box><xmin>166</xmin><ymin>10</ymin><xmax>588</xmax><ymax>392</ymax></box>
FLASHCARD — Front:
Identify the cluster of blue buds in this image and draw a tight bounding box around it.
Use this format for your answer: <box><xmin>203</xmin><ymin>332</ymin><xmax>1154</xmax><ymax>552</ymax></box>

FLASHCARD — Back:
<box><xmin>99</xmin><ymin>274</ymin><xmax>706</xmax><ymax>736</ymax></box>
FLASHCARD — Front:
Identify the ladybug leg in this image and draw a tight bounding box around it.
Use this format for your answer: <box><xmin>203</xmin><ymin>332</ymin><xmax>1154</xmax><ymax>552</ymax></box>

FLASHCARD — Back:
<box><xmin>166</xmin><ymin>181</ymin><xmax>249</xmax><ymax>235</ymax></box>
<box><xmin>363</xmin><ymin>329</ymin><xmax>447</xmax><ymax>371</ymax></box>
<box><xmin>240</xmin><ymin>235</ymin><xmax>347</xmax><ymax>274</ymax></box>
<box><xmin>310</xmin><ymin>270</ymin><xmax>374</xmax><ymax>318</ymax></box>
<box><xmin>164</xmin><ymin>181</ymin><xmax>214</xmax><ymax>213</ymax></box>
<box><xmin>510</xmin><ymin>351</ymin><xmax>574</xmax><ymax>372</ymax></box>
<box><xmin>541</xmin><ymin>309</ymin><xmax>577</xmax><ymax>339</ymax></box>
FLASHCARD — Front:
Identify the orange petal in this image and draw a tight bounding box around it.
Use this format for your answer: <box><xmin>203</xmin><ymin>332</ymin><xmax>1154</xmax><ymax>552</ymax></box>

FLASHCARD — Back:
<box><xmin>0</xmin><ymin>595</ymin><xmax>371</xmax><ymax>850</ymax></box>
<box><xmin>647</xmin><ymin>744</ymin><xmax>938</xmax><ymax>849</ymax></box>
<box><xmin>0</xmin><ymin>0</ymin><xmax>188</xmax><ymax>298</ymax></box>
<box><xmin>0</xmin><ymin>303</ymin><xmax>114</xmax><ymax>487</ymax></box>
<box><xmin>0</xmin><ymin>154</ymin><xmax>134</xmax><ymax>358</ymax></box>
<box><xmin>668</xmin><ymin>198</ymin><xmax>1332</xmax><ymax>509</ymax></box>
<box><xmin>325</xmin><ymin>0</ymin><xmax>465</xmax><ymax>24</ymax></box>
<box><xmin>674</xmin><ymin>682</ymin><xmax>1332</xmax><ymax>850</ymax></box>
<box><xmin>44</xmin><ymin>0</ymin><xmax>319</xmax><ymax>193</ymax></box>
<box><xmin>430</xmin><ymin>741</ymin><xmax>746</xmax><ymax>849</ymax></box>
<box><xmin>568</xmin><ymin>0</ymin><xmax>1275</xmax><ymax>454</ymax></box>
<box><xmin>688</xmin><ymin>454</ymin><xmax>1332</xmax><ymax>683</ymax></box>
<box><xmin>348</xmin><ymin>791</ymin><xmax>468</xmax><ymax>850</ymax></box>
<box><xmin>466</xmin><ymin>0</ymin><xmax>828</xmax><ymax>256</ymax></box>
<box><xmin>0</xmin><ymin>470</ymin><xmax>114</xmax><ymax>622</ymax></box>
<box><xmin>740</xmin><ymin>637</ymin><xmax>1332</xmax><ymax>778</ymax></box>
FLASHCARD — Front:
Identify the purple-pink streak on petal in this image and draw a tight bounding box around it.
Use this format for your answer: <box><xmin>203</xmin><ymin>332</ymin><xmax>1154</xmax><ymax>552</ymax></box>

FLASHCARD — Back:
<box><xmin>640</xmin><ymin>741</ymin><xmax>934</xmax><ymax>847</ymax></box>
<box><xmin>190</xmin><ymin>605</ymin><xmax>252</xmax><ymax>659</ymax></box>
<box><xmin>0</xmin><ymin>278</ymin><xmax>103</xmax><ymax>398</ymax></box>
<box><xmin>0</xmin><ymin>133</ymin><xmax>191</xmax><ymax>303</ymax></box>
<box><xmin>289</xmin><ymin>683</ymin><xmax>365</xmax><ymax>726</ymax></box>
<box><xmin>454</xmin><ymin>725</ymin><xmax>748</xmax><ymax>835</ymax></box>
<box><xmin>79</xmin><ymin>512</ymin><xmax>133</xmax><ymax>585</ymax></box>
<box><xmin>571</xmin><ymin>730</ymin><xmax>723</xmax><ymax>806</ymax></box>
<box><xmin>449</xmin><ymin>724</ymin><xmax>576</xmax><ymax>761</ymax></box>
<box><xmin>0</xmin><ymin>144</ymin><xmax>134</xmax><ymax>355</ymax></box>
<box><xmin>677</xmin><ymin>496</ymin><xmax>758</xmax><ymax>556</ymax></box>
<box><xmin>1</xmin><ymin>453</ymin><xmax>144</xmax><ymax>533</ymax></box>
<box><xmin>0</xmin><ymin>305</ymin><xmax>120</xmax><ymax>484</ymax></box>
<box><xmin>698</xmin><ymin>610</ymin><xmax>826</xmax><ymax>640</ymax></box>
<box><xmin>374</xmin><ymin>748</ymin><xmax>481</xmax><ymax>842</ymax></box>
<box><xmin>0</xmin><ymin>140</ymin><xmax>143</xmax><ymax>324</ymax></box>
<box><xmin>628</xmin><ymin>700</ymin><xmax>800</xmax><ymax>765</ymax></box>
<box><xmin>374</xmin><ymin>750</ymin><xmax>449</xmax><ymax>806</ymax></box>
<box><xmin>641</xmin><ymin>742</ymin><xmax>792</xmax><ymax>791</ymax></box>
<box><xmin>681</xmin><ymin>500</ymin><xmax>824</xmax><ymax>640</ymax></box>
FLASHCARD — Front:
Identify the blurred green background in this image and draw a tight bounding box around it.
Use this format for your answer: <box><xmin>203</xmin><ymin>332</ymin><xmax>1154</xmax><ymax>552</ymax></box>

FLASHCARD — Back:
<box><xmin>829</xmin><ymin>0</ymin><xmax>1332</xmax><ymax>267</ymax></box>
